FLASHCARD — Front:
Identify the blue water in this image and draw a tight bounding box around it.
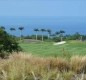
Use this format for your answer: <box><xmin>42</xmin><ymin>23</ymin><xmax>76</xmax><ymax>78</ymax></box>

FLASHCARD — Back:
<box><xmin>0</xmin><ymin>16</ymin><xmax>86</xmax><ymax>36</ymax></box>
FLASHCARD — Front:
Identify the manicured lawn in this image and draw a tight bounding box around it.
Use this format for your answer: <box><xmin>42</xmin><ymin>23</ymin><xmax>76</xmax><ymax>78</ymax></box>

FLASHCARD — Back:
<box><xmin>20</xmin><ymin>40</ymin><xmax>86</xmax><ymax>57</ymax></box>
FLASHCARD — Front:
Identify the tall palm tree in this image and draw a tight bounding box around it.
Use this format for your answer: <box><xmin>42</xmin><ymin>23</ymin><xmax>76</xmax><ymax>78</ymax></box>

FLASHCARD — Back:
<box><xmin>34</xmin><ymin>28</ymin><xmax>39</xmax><ymax>40</ymax></box>
<box><xmin>59</xmin><ymin>30</ymin><xmax>65</xmax><ymax>41</ymax></box>
<box><xmin>55</xmin><ymin>31</ymin><xmax>60</xmax><ymax>37</ymax></box>
<box><xmin>80</xmin><ymin>35</ymin><xmax>83</xmax><ymax>41</ymax></box>
<box><xmin>18</xmin><ymin>27</ymin><xmax>24</xmax><ymax>40</ymax></box>
<box><xmin>40</xmin><ymin>29</ymin><xmax>46</xmax><ymax>41</ymax></box>
<box><xmin>10</xmin><ymin>27</ymin><xmax>16</xmax><ymax>36</ymax></box>
<box><xmin>47</xmin><ymin>29</ymin><xmax>51</xmax><ymax>40</ymax></box>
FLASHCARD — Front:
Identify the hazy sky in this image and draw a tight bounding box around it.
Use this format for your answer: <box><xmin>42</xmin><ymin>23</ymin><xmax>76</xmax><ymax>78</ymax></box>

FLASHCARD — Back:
<box><xmin>0</xmin><ymin>0</ymin><xmax>86</xmax><ymax>17</ymax></box>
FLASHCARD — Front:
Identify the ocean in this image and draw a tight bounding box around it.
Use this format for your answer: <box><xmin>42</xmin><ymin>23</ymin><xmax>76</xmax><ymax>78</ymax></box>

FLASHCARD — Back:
<box><xmin>0</xmin><ymin>16</ymin><xmax>86</xmax><ymax>36</ymax></box>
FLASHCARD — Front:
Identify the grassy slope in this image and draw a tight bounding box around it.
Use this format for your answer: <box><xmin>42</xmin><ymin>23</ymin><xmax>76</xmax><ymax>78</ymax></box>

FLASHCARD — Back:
<box><xmin>1</xmin><ymin>53</ymin><xmax>86</xmax><ymax>80</ymax></box>
<box><xmin>20</xmin><ymin>40</ymin><xmax>86</xmax><ymax>57</ymax></box>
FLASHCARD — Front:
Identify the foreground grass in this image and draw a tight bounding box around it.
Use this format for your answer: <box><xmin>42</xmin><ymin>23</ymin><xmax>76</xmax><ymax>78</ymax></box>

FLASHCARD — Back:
<box><xmin>0</xmin><ymin>53</ymin><xmax>86</xmax><ymax>80</ymax></box>
<box><xmin>20</xmin><ymin>40</ymin><xmax>86</xmax><ymax>57</ymax></box>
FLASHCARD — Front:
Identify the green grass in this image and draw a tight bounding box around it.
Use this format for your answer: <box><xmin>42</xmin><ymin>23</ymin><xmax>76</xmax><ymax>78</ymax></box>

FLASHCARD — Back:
<box><xmin>20</xmin><ymin>40</ymin><xmax>86</xmax><ymax>57</ymax></box>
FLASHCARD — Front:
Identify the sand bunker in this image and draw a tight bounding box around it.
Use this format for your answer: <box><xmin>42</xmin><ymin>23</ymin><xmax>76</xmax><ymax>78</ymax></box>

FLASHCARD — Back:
<box><xmin>53</xmin><ymin>41</ymin><xmax>66</xmax><ymax>45</ymax></box>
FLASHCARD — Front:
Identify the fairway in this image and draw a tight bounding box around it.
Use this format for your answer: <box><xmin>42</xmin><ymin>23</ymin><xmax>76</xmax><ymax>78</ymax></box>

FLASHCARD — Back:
<box><xmin>20</xmin><ymin>40</ymin><xmax>86</xmax><ymax>57</ymax></box>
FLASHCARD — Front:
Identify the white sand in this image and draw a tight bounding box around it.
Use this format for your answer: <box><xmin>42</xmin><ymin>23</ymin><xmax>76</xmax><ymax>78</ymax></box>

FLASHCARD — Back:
<box><xmin>53</xmin><ymin>41</ymin><xmax>66</xmax><ymax>45</ymax></box>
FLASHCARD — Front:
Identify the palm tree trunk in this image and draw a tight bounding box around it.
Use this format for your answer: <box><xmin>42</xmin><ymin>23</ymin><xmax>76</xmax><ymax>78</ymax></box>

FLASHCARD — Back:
<box><xmin>60</xmin><ymin>33</ymin><xmax>63</xmax><ymax>42</ymax></box>
<box><xmin>42</xmin><ymin>34</ymin><xmax>43</xmax><ymax>42</ymax></box>
<box><xmin>80</xmin><ymin>36</ymin><xmax>82</xmax><ymax>41</ymax></box>
<box><xmin>48</xmin><ymin>34</ymin><xmax>50</xmax><ymax>40</ymax></box>
<box><xmin>61</xmin><ymin>37</ymin><xmax>63</xmax><ymax>41</ymax></box>
<box><xmin>20</xmin><ymin>30</ymin><xmax>22</xmax><ymax>41</ymax></box>
<box><xmin>36</xmin><ymin>34</ymin><xmax>37</xmax><ymax>40</ymax></box>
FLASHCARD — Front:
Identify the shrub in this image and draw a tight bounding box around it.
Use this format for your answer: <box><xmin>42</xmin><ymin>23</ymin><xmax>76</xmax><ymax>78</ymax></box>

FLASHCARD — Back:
<box><xmin>0</xmin><ymin>28</ymin><xmax>22</xmax><ymax>58</ymax></box>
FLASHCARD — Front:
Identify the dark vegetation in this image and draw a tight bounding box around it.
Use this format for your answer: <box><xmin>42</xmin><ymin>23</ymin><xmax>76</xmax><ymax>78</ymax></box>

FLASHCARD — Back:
<box><xmin>0</xmin><ymin>26</ymin><xmax>86</xmax><ymax>58</ymax></box>
<box><xmin>1</xmin><ymin>26</ymin><xmax>86</xmax><ymax>42</ymax></box>
<box><xmin>24</xmin><ymin>32</ymin><xmax>86</xmax><ymax>42</ymax></box>
<box><xmin>0</xmin><ymin>27</ymin><xmax>22</xmax><ymax>58</ymax></box>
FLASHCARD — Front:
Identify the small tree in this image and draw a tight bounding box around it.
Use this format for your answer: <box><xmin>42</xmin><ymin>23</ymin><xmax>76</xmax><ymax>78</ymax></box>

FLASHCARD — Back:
<box><xmin>73</xmin><ymin>32</ymin><xmax>81</xmax><ymax>40</ymax></box>
<box><xmin>0</xmin><ymin>28</ymin><xmax>21</xmax><ymax>58</ymax></box>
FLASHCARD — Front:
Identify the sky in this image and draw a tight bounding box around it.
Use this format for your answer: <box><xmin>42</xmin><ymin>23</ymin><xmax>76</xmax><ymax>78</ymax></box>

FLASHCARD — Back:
<box><xmin>0</xmin><ymin>0</ymin><xmax>86</xmax><ymax>17</ymax></box>
<box><xmin>0</xmin><ymin>0</ymin><xmax>86</xmax><ymax>36</ymax></box>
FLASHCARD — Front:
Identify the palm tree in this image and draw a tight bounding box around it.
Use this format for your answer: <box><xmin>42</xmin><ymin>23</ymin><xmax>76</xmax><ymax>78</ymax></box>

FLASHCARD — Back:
<box><xmin>80</xmin><ymin>35</ymin><xmax>83</xmax><ymax>41</ymax></box>
<box><xmin>59</xmin><ymin>30</ymin><xmax>65</xmax><ymax>41</ymax></box>
<box><xmin>47</xmin><ymin>29</ymin><xmax>51</xmax><ymax>40</ymax></box>
<box><xmin>18</xmin><ymin>27</ymin><xmax>24</xmax><ymax>40</ymax></box>
<box><xmin>10</xmin><ymin>27</ymin><xmax>16</xmax><ymax>36</ymax></box>
<box><xmin>40</xmin><ymin>29</ymin><xmax>46</xmax><ymax>41</ymax></box>
<box><xmin>34</xmin><ymin>28</ymin><xmax>39</xmax><ymax>40</ymax></box>
<box><xmin>55</xmin><ymin>31</ymin><xmax>60</xmax><ymax>37</ymax></box>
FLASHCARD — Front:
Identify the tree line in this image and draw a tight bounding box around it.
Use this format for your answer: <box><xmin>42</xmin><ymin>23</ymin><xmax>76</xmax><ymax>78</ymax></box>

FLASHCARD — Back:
<box><xmin>1</xmin><ymin>26</ymin><xmax>86</xmax><ymax>42</ymax></box>
<box><xmin>0</xmin><ymin>26</ymin><xmax>24</xmax><ymax>40</ymax></box>
<box><xmin>26</xmin><ymin>28</ymin><xmax>86</xmax><ymax>42</ymax></box>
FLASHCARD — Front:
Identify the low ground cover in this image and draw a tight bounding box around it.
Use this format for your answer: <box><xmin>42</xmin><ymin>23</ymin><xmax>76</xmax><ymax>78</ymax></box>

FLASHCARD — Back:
<box><xmin>0</xmin><ymin>53</ymin><xmax>86</xmax><ymax>80</ymax></box>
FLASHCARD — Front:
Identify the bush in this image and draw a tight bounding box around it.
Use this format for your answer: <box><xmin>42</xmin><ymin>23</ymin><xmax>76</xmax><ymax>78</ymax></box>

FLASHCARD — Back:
<box><xmin>0</xmin><ymin>28</ymin><xmax>22</xmax><ymax>58</ymax></box>
<box><xmin>52</xmin><ymin>37</ymin><xmax>61</xmax><ymax>42</ymax></box>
